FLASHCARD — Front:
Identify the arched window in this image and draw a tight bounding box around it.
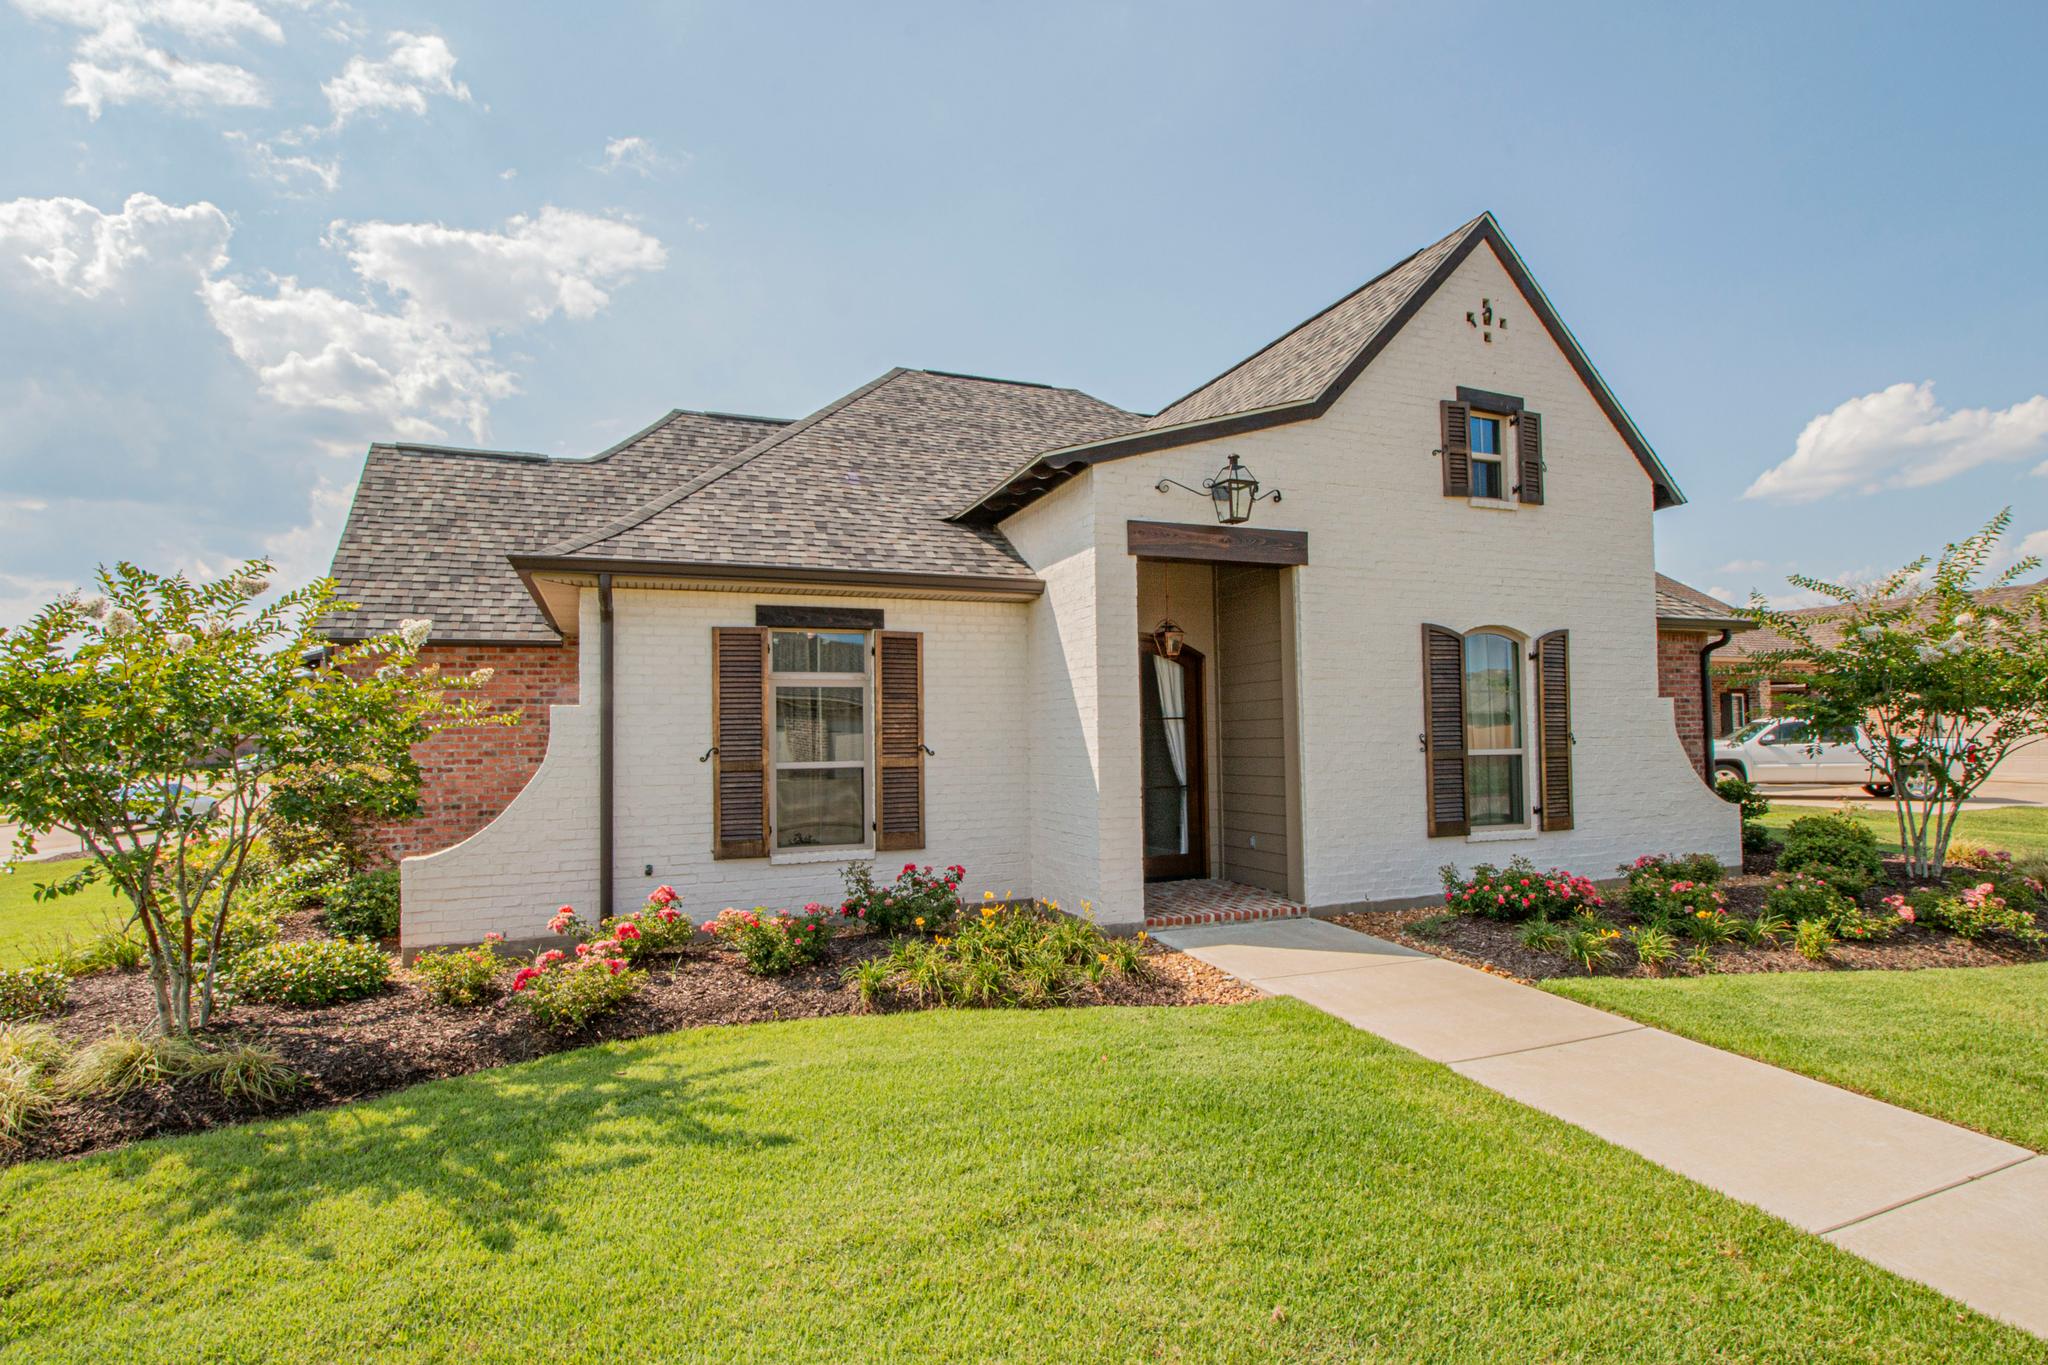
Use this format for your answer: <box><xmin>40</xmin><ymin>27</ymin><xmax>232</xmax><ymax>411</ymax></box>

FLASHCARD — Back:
<box><xmin>1463</xmin><ymin>631</ymin><xmax>1526</xmax><ymax>827</ymax></box>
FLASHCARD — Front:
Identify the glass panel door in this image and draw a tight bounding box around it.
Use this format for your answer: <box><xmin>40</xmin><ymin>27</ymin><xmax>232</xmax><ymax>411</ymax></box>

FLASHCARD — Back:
<box><xmin>1141</xmin><ymin>643</ymin><xmax>1205</xmax><ymax>880</ymax></box>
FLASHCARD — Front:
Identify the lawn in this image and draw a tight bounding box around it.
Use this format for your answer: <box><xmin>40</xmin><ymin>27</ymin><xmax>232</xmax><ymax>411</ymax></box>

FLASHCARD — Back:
<box><xmin>0</xmin><ymin>857</ymin><xmax>131</xmax><ymax>968</ymax></box>
<box><xmin>3</xmin><ymin>1002</ymin><xmax>2038</xmax><ymax>1362</ymax></box>
<box><xmin>1549</xmin><ymin>965</ymin><xmax>2048</xmax><ymax>1151</ymax></box>
<box><xmin>1755</xmin><ymin>803</ymin><xmax>2048</xmax><ymax>859</ymax></box>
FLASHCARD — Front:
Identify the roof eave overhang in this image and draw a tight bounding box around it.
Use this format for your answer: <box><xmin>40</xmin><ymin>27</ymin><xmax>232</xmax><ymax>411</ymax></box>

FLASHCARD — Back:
<box><xmin>509</xmin><ymin>554</ymin><xmax>1046</xmax><ymax>634</ymax></box>
<box><xmin>1657</xmin><ymin>614</ymin><xmax>1754</xmax><ymax>634</ymax></box>
<box><xmin>958</xmin><ymin>215</ymin><xmax>1685</xmax><ymax>525</ymax></box>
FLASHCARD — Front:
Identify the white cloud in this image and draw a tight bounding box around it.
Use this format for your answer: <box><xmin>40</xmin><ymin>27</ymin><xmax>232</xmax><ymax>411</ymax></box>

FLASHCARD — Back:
<box><xmin>3</xmin><ymin>192</ymin><xmax>665</xmax><ymax>446</ymax></box>
<box><xmin>260</xmin><ymin>477</ymin><xmax>355</xmax><ymax>590</ymax></box>
<box><xmin>1715</xmin><ymin>559</ymin><xmax>1771</xmax><ymax>576</ymax></box>
<box><xmin>0</xmin><ymin>570</ymin><xmax>81</xmax><ymax>626</ymax></box>
<box><xmin>598</xmin><ymin>135</ymin><xmax>668</xmax><ymax>177</ymax></box>
<box><xmin>226</xmin><ymin>131</ymin><xmax>341</xmax><ymax>192</ymax></box>
<box><xmin>1746</xmin><ymin>381</ymin><xmax>2048</xmax><ymax>503</ymax></box>
<box><xmin>11</xmin><ymin>0</ymin><xmax>282</xmax><ymax>117</ymax></box>
<box><xmin>1990</xmin><ymin>528</ymin><xmax>2048</xmax><ymax>581</ymax></box>
<box><xmin>0</xmin><ymin>191</ymin><xmax>230</xmax><ymax>297</ymax></box>
<box><xmin>320</xmin><ymin>30</ymin><xmax>469</xmax><ymax>129</ymax></box>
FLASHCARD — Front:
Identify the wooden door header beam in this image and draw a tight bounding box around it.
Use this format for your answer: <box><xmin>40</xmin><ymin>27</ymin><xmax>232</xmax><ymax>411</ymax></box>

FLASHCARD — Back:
<box><xmin>1125</xmin><ymin>519</ymin><xmax>1308</xmax><ymax>566</ymax></box>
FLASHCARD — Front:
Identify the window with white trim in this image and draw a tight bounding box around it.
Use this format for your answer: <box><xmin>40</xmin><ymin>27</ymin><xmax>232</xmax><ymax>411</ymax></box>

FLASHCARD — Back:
<box><xmin>1463</xmin><ymin>630</ymin><xmax>1526</xmax><ymax>826</ymax></box>
<box><xmin>769</xmin><ymin>630</ymin><xmax>869</xmax><ymax>849</ymax></box>
<box><xmin>1468</xmin><ymin>411</ymin><xmax>1508</xmax><ymax>500</ymax></box>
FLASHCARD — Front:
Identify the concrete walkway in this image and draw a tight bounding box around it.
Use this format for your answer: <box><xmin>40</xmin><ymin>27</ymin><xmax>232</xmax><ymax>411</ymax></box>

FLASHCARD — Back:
<box><xmin>1157</xmin><ymin>916</ymin><xmax>2048</xmax><ymax>1339</ymax></box>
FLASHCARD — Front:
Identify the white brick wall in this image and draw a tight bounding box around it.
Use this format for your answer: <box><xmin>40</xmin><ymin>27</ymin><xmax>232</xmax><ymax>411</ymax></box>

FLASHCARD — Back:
<box><xmin>403</xmin><ymin>586</ymin><xmax>1035</xmax><ymax>949</ymax></box>
<box><xmin>1004</xmin><ymin>237</ymin><xmax>1737</xmax><ymax>917</ymax></box>
<box><xmin>402</xmin><ymin>236</ymin><xmax>1735</xmax><ymax>945</ymax></box>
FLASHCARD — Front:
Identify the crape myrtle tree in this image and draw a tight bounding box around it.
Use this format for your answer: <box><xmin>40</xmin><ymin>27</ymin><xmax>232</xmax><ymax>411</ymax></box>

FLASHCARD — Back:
<box><xmin>0</xmin><ymin>561</ymin><xmax>504</xmax><ymax>1033</ymax></box>
<box><xmin>1738</xmin><ymin>510</ymin><xmax>2048</xmax><ymax>880</ymax></box>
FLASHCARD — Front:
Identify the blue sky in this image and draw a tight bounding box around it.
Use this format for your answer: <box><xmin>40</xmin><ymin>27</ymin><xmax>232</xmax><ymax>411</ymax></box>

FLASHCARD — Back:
<box><xmin>2</xmin><ymin>1</ymin><xmax>2044</xmax><ymax>624</ymax></box>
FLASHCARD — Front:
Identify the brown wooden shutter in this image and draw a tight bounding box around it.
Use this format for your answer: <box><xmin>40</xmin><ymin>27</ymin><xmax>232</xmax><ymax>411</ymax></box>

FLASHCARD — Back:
<box><xmin>711</xmin><ymin>627</ymin><xmax>769</xmax><ymax>859</ymax></box>
<box><xmin>1439</xmin><ymin>400</ymin><xmax>1471</xmax><ymax>497</ymax></box>
<box><xmin>874</xmin><ymin>630</ymin><xmax>925</xmax><ymax>851</ymax></box>
<box><xmin>1517</xmin><ymin>410</ymin><xmax>1545</xmax><ymax>505</ymax></box>
<box><xmin>1535</xmin><ymin>629</ymin><xmax>1573</xmax><ymax>831</ymax></box>
<box><xmin>1420</xmin><ymin>624</ymin><xmax>1468</xmax><ymax>836</ymax></box>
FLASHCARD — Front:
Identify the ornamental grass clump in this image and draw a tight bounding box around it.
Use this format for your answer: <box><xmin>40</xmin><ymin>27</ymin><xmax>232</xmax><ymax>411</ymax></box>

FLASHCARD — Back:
<box><xmin>1439</xmin><ymin>857</ymin><xmax>1603</xmax><ymax>922</ymax></box>
<box><xmin>840</xmin><ymin>862</ymin><xmax>965</xmax><ymax>934</ymax></box>
<box><xmin>706</xmin><ymin>906</ymin><xmax>833</xmax><ymax>976</ymax></box>
<box><xmin>0</xmin><ymin>1023</ymin><xmax>67</xmax><ymax>1148</ymax></box>
<box><xmin>58</xmin><ymin>1029</ymin><xmax>205</xmax><ymax>1098</ymax></box>
<box><xmin>224</xmin><ymin>937</ymin><xmax>391</xmax><ymax>1007</ymax></box>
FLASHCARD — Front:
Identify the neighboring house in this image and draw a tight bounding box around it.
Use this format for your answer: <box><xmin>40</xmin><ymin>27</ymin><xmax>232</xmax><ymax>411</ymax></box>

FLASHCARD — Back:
<box><xmin>1711</xmin><ymin>577</ymin><xmax>2048</xmax><ymax>790</ymax></box>
<box><xmin>1652</xmin><ymin>575</ymin><xmax>1752</xmax><ymax>781</ymax></box>
<box><xmin>324</xmin><ymin>211</ymin><xmax>1739</xmax><ymax>950</ymax></box>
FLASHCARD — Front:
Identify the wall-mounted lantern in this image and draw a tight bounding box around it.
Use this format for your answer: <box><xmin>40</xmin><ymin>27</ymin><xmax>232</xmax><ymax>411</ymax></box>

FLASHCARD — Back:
<box><xmin>1155</xmin><ymin>454</ymin><xmax>1282</xmax><ymax>525</ymax></box>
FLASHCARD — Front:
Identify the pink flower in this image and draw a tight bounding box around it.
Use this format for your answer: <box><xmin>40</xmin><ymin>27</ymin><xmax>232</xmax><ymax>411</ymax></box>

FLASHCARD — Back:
<box><xmin>903</xmin><ymin>863</ymin><xmax>918</xmax><ymax>876</ymax></box>
<box><xmin>539</xmin><ymin>949</ymin><xmax>565</xmax><ymax>966</ymax></box>
<box><xmin>484</xmin><ymin>932</ymin><xmax>504</xmax><ymax>943</ymax></box>
<box><xmin>511</xmin><ymin>967</ymin><xmax>540</xmax><ymax>992</ymax></box>
<box><xmin>1899</xmin><ymin>906</ymin><xmax>1916</xmax><ymax>923</ymax></box>
<box><xmin>615</xmin><ymin>922</ymin><xmax>641</xmax><ymax>941</ymax></box>
<box><xmin>575</xmin><ymin>942</ymin><xmax>592</xmax><ymax>957</ymax></box>
<box><xmin>657</xmin><ymin>907</ymin><xmax>680</xmax><ymax>923</ymax></box>
<box><xmin>606</xmin><ymin>958</ymin><xmax>626</xmax><ymax>975</ymax></box>
<box><xmin>650</xmin><ymin>885</ymin><xmax>678</xmax><ymax>906</ymax></box>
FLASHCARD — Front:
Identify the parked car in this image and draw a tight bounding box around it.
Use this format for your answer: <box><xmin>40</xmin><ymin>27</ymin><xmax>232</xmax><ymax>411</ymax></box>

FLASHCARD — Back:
<box><xmin>1714</xmin><ymin>720</ymin><xmax>1943</xmax><ymax>797</ymax></box>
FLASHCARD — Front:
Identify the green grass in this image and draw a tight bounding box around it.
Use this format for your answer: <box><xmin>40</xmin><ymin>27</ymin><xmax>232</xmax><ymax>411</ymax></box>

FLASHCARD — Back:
<box><xmin>1549</xmin><ymin>965</ymin><xmax>2048</xmax><ymax>1151</ymax></box>
<box><xmin>3</xmin><ymin>1002</ymin><xmax>2038</xmax><ymax>1362</ymax></box>
<box><xmin>0</xmin><ymin>857</ymin><xmax>132</xmax><ymax>968</ymax></box>
<box><xmin>1755</xmin><ymin>804</ymin><xmax>2048</xmax><ymax>858</ymax></box>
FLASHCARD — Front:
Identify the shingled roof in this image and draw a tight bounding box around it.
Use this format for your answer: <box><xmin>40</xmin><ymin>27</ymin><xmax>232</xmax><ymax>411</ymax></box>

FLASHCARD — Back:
<box><xmin>525</xmin><ymin>368</ymin><xmax>1137</xmax><ymax>584</ymax></box>
<box><xmin>957</xmin><ymin>212</ymin><xmax>1684</xmax><ymax>522</ymax></box>
<box><xmin>324</xmin><ymin>409</ymin><xmax>786</xmax><ymax>643</ymax></box>
<box><xmin>1654</xmin><ymin>575</ymin><xmax>1750</xmax><ymax>631</ymax></box>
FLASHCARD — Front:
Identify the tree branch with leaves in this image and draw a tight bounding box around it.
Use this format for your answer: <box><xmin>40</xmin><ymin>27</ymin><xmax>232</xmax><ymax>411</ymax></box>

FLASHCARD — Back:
<box><xmin>1738</xmin><ymin>510</ymin><xmax>2048</xmax><ymax>880</ymax></box>
<box><xmin>0</xmin><ymin>561</ymin><xmax>508</xmax><ymax>1034</ymax></box>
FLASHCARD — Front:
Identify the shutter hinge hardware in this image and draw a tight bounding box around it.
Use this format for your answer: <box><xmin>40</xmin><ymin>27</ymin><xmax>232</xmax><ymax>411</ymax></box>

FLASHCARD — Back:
<box><xmin>919</xmin><ymin>744</ymin><xmax>937</xmax><ymax>757</ymax></box>
<box><xmin>1417</xmin><ymin>732</ymin><xmax>1428</xmax><ymax>753</ymax></box>
<box><xmin>698</xmin><ymin>746</ymin><xmax>718</xmax><ymax>763</ymax></box>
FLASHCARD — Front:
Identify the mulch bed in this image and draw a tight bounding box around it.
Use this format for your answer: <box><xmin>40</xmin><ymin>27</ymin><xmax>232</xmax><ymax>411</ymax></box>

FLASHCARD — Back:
<box><xmin>1334</xmin><ymin>854</ymin><xmax>2047</xmax><ymax>985</ymax></box>
<box><xmin>17</xmin><ymin>934</ymin><xmax>1259</xmax><ymax>1167</ymax></box>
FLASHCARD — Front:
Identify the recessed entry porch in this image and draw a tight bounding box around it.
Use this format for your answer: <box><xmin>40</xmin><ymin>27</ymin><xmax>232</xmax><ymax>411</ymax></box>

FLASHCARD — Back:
<box><xmin>1130</xmin><ymin>519</ymin><xmax>1307</xmax><ymax>925</ymax></box>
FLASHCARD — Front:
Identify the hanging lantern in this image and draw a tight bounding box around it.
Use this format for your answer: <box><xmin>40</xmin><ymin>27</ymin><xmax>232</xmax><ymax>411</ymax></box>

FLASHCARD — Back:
<box><xmin>1152</xmin><ymin>617</ymin><xmax>1186</xmax><ymax>658</ymax></box>
<box><xmin>1155</xmin><ymin>453</ymin><xmax>1283</xmax><ymax>526</ymax></box>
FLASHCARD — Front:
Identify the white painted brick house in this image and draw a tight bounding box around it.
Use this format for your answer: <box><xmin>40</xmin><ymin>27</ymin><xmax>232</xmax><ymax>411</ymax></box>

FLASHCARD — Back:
<box><xmin>324</xmin><ymin>212</ymin><xmax>1740</xmax><ymax>952</ymax></box>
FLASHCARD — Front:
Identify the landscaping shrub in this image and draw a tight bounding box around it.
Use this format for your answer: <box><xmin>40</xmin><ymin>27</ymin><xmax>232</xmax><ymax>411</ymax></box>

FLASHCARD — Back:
<box><xmin>874</xmin><ymin>902</ymin><xmax>1142</xmax><ymax>1007</ymax></box>
<box><xmin>322</xmin><ymin>868</ymin><xmax>400</xmax><ymax>941</ymax></box>
<box><xmin>1715</xmin><ymin>775</ymin><xmax>1774</xmax><ymax>852</ymax></box>
<box><xmin>0</xmin><ymin>962</ymin><xmax>69</xmax><ymax>1021</ymax></box>
<box><xmin>511</xmin><ymin>945</ymin><xmax>643</xmax><ymax>1033</ymax></box>
<box><xmin>840</xmin><ymin>861</ymin><xmax>965</xmax><ymax>934</ymax></box>
<box><xmin>1765</xmin><ymin>871</ymin><xmax>1855</xmax><ymax>928</ymax></box>
<box><xmin>707</xmin><ymin>907</ymin><xmax>833</xmax><ymax>976</ymax></box>
<box><xmin>265</xmin><ymin>761</ymin><xmax>392</xmax><ymax>874</ymax></box>
<box><xmin>1776</xmin><ymin>813</ymin><xmax>1884</xmax><ymax>882</ymax></box>
<box><xmin>1918</xmin><ymin>882</ymin><xmax>2045</xmax><ymax>944</ymax></box>
<box><xmin>225</xmin><ymin>938</ymin><xmax>391</xmax><ymax>1007</ymax></box>
<box><xmin>264</xmin><ymin>851</ymin><xmax>351</xmax><ymax>910</ymax></box>
<box><xmin>1626</xmin><ymin>873</ymin><xmax>1728</xmax><ymax>928</ymax></box>
<box><xmin>204</xmin><ymin>893</ymin><xmax>286</xmax><ymax>966</ymax></box>
<box><xmin>412</xmin><ymin>939</ymin><xmax>504</xmax><ymax>1007</ymax></box>
<box><xmin>1622</xmin><ymin>852</ymin><xmax>1726</xmax><ymax>885</ymax></box>
<box><xmin>1439</xmin><ymin>857</ymin><xmax>1603</xmax><ymax>922</ymax></box>
<box><xmin>1680</xmin><ymin>904</ymin><xmax>1740</xmax><ymax>945</ymax></box>
<box><xmin>599</xmin><ymin>887</ymin><xmax>699</xmax><ymax>960</ymax></box>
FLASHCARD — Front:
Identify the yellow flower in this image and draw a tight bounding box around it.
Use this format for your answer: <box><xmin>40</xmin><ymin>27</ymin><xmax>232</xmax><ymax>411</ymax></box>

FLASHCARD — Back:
<box><xmin>983</xmin><ymin>890</ymin><xmax>995</xmax><ymax>901</ymax></box>
<box><xmin>914</xmin><ymin>916</ymin><xmax>925</xmax><ymax>928</ymax></box>
<box><xmin>1136</xmin><ymin>931</ymin><xmax>1148</xmax><ymax>941</ymax></box>
<box><xmin>1096</xmin><ymin>953</ymin><xmax>1109</xmax><ymax>965</ymax></box>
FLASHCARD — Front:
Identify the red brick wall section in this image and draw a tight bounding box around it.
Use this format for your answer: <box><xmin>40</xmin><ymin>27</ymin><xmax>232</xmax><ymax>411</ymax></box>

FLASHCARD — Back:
<box><xmin>1656</xmin><ymin>628</ymin><xmax>1710</xmax><ymax>783</ymax></box>
<box><xmin>364</xmin><ymin>641</ymin><xmax>580</xmax><ymax>862</ymax></box>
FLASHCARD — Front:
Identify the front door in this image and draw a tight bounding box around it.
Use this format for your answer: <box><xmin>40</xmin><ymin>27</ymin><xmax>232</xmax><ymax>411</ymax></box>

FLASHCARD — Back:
<box><xmin>1140</xmin><ymin>640</ymin><xmax>1206</xmax><ymax>881</ymax></box>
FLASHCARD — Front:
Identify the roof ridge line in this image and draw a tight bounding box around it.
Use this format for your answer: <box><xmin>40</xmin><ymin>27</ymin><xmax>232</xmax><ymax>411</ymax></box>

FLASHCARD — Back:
<box><xmin>541</xmin><ymin>370</ymin><xmax>910</xmax><ymax>558</ymax></box>
<box><xmin>1143</xmin><ymin>212</ymin><xmax>1490</xmax><ymax>421</ymax></box>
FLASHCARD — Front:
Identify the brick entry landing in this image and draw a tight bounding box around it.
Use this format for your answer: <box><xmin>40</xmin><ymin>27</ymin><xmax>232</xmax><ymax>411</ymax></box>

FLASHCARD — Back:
<box><xmin>1144</xmin><ymin>879</ymin><xmax>1304</xmax><ymax>929</ymax></box>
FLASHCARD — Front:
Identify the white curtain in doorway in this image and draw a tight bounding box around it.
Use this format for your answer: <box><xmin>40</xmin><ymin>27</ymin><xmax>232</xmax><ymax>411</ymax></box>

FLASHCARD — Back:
<box><xmin>1152</xmin><ymin>654</ymin><xmax>1188</xmax><ymax>853</ymax></box>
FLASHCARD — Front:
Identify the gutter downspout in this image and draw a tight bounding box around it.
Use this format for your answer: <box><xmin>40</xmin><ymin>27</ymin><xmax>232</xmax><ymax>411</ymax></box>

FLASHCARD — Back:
<box><xmin>1698</xmin><ymin>629</ymin><xmax>1732</xmax><ymax>786</ymax></box>
<box><xmin>598</xmin><ymin>574</ymin><xmax>615</xmax><ymax>917</ymax></box>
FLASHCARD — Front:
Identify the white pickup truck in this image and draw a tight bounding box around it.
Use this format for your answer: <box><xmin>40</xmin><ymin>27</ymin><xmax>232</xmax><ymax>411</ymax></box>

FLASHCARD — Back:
<box><xmin>1713</xmin><ymin>719</ymin><xmax>1891</xmax><ymax>794</ymax></box>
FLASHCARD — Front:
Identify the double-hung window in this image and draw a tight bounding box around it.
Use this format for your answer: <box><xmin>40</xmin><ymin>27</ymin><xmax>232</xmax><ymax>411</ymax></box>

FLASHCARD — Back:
<box><xmin>769</xmin><ymin>630</ymin><xmax>869</xmax><ymax>849</ymax></box>
<box><xmin>1463</xmin><ymin>631</ymin><xmax>1526</xmax><ymax>826</ymax></box>
<box><xmin>1468</xmin><ymin>411</ymin><xmax>1508</xmax><ymax>500</ymax></box>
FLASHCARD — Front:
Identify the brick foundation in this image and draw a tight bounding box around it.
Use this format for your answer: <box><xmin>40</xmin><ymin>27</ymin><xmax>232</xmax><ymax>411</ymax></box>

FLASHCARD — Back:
<box><xmin>365</xmin><ymin>641</ymin><xmax>580</xmax><ymax>862</ymax></box>
<box><xmin>1656</xmin><ymin>628</ymin><xmax>1712</xmax><ymax>783</ymax></box>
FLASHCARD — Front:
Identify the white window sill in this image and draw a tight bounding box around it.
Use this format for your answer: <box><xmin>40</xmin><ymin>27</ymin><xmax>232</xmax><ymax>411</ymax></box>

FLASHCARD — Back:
<box><xmin>1466</xmin><ymin>826</ymin><xmax>1539</xmax><ymax>844</ymax></box>
<box><xmin>1467</xmin><ymin>496</ymin><xmax>1517</xmax><ymax>511</ymax></box>
<box><xmin>770</xmin><ymin>846</ymin><xmax>874</xmax><ymax>867</ymax></box>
